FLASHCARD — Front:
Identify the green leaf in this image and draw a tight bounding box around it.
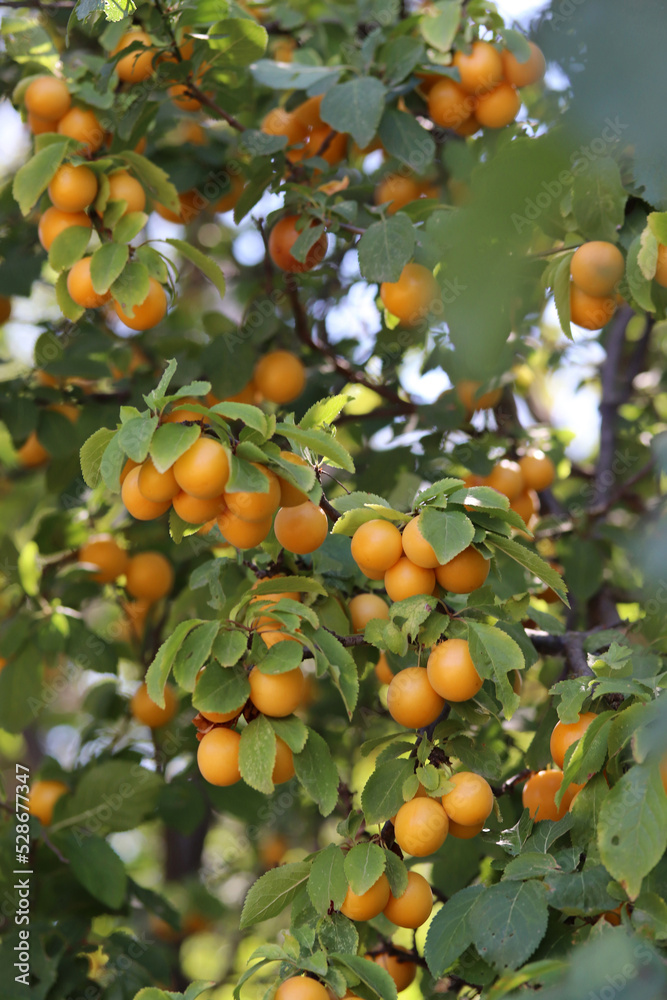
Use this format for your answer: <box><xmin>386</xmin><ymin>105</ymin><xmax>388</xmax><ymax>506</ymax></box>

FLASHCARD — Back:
<box><xmin>165</xmin><ymin>239</ymin><xmax>226</xmax><ymax>298</ymax></box>
<box><xmin>419</xmin><ymin>507</ymin><xmax>474</xmax><ymax>564</ymax></box>
<box><xmin>344</xmin><ymin>841</ymin><xmax>386</xmax><ymax>895</ymax></box>
<box><xmin>90</xmin><ymin>242</ymin><xmax>129</xmax><ymax>295</ymax></box>
<box><xmin>212</xmin><ymin>628</ymin><xmax>249</xmax><ymax>667</ymax></box>
<box><xmin>638</xmin><ymin>224</ymin><xmax>659</xmax><ymax>279</ymax></box>
<box><xmin>301</xmin><ymin>393</ymin><xmax>351</xmax><ymax>430</ymax></box>
<box><xmin>306</xmin><ymin>626</ymin><xmax>359</xmax><ymax>718</ymax></box>
<box><xmin>275</xmin><ymin>423</ymin><xmax>354</xmax><ymax>473</ymax></box>
<box><xmin>419</xmin><ymin>1</ymin><xmax>461</xmax><ymax>51</ymax></box>
<box><xmin>48</xmin><ymin>224</ymin><xmax>91</xmax><ymax>272</ymax></box>
<box><xmin>544</xmin><ymin>866</ymin><xmax>619</xmax><ymax>916</ymax></box>
<box><xmin>598</xmin><ymin>761</ymin><xmax>667</xmax><ymax>899</ymax></box>
<box><xmin>357</xmin><ymin>214</ymin><xmax>416</xmax><ymax>284</ymax></box>
<box><xmin>331</xmin><ymin>953</ymin><xmax>397</xmax><ymax>1000</ymax></box>
<box><xmin>55</xmin><ymin>270</ymin><xmax>84</xmax><ymax>321</ymax></box>
<box><xmin>552</xmin><ymin>252</ymin><xmax>573</xmax><ymax>340</ymax></box>
<box><xmin>255</xmin><ymin>640</ymin><xmax>304</xmax><ymax>675</ymax></box>
<box><xmin>647</xmin><ymin>210</ymin><xmax>667</xmax><ymax>246</ymax></box>
<box><xmin>210</xmin><ymin>401</ymin><xmax>267</xmax><ymax>436</ymax></box>
<box><xmin>52</xmin><ymin>761</ymin><xmax>162</xmax><ymax>834</ymax></box>
<box><xmin>317</xmin><ymin>912</ymin><xmax>359</xmax><ymax>955</ymax></box>
<box><xmin>100</xmin><ymin>432</ymin><xmax>125</xmax><ymax>493</ymax></box>
<box><xmin>467</xmin><ymin>622</ymin><xmax>523</xmax><ymax>718</ymax></box>
<box><xmin>18</xmin><ymin>541</ymin><xmax>40</xmax><ymax>596</ymax></box>
<box><xmin>146</xmin><ymin>620</ymin><xmax>204</xmax><ymax>706</ymax></box>
<box><xmin>192</xmin><ymin>661</ymin><xmax>250</xmax><ymax>716</ymax></box>
<box><xmin>559</xmin><ymin>712</ymin><xmax>614</xmax><ymax>801</ymax></box>
<box><xmin>320</xmin><ymin>77</ymin><xmax>387</xmax><ymax>148</ymax></box>
<box><xmin>268</xmin><ymin>715</ymin><xmax>308</xmax><ymax>753</ymax></box>
<box><xmin>118</xmin><ymin>150</ymin><xmax>180</xmax><ymax>214</ymax></box>
<box><xmin>627</xmin><ymin>234</ymin><xmax>656</xmax><ymax>311</ymax></box>
<box><xmin>110</xmin><ymin>260</ymin><xmax>151</xmax><ymax>312</ymax></box>
<box><xmin>239</xmin><ymin>715</ymin><xmax>277</xmax><ymax>794</ymax></box>
<box><xmin>361</xmin><ymin>756</ymin><xmax>415</xmax><ymax>825</ymax></box>
<box><xmin>551</xmin><ymin>678</ymin><xmax>590</xmax><ymax>724</ymax></box>
<box><xmin>173</xmin><ymin>621</ymin><xmax>221</xmax><ymax>691</ymax></box>
<box><xmin>0</xmin><ymin>649</ymin><xmax>44</xmax><ymax>734</ymax></box>
<box><xmin>60</xmin><ymin>832</ymin><xmax>127</xmax><ymax>909</ymax></box>
<box><xmin>487</xmin><ymin>535</ymin><xmax>569</xmax><ymax>603</ymax></box>
<box><xmin>13</xmin><ymin>139</ymin><xmax>68</xmax><ymax>215</ymax></box>
<box><xmin>572</xmin><ymin>157</ymin><xmax>627</xmax><ymax>242</ymax></box>
<box><xmin>117</xmin><ymin>413</ymin><xmax>158</xmax><ymax>463</ymax></box>
<box><xmin>502</xmin><ymin>29</ymin><xmax>532</xmax><ymax>60</ymax></box>
<box><xmin>113</xmin><ymin>210</ymin><xmax>148</xmax><ymax>243</ymax></box>
<box><xmin>502</xmin><ymin>852</ymin><xmax>560</xmax><ymax>881</ymax></box>
<box><xmin>294</xmin><ymin>729</ymin><xmax>339</xmax><ymax>816</ymax></box>
<box><xmin>471</xmin><ymin>880</ymin><xmax>549</xmax><ymax>971</ymax></box>
<box><xmin>380</xmin><ymin>36</ymin><xmax>426</xmax><ymax>86</ymax></box>
<box><xmin>308</xmin><ymin>844</ymin><xmax>348</xmax><ymax>915</ymax></box>
<box><xmin>425</xmin><ymin>884</ymin><xmax>485</xmax><ymax>978</ymax></box>
<box><xmin>208</xmin><ymin>18</ymin><xmax>268</xmax><ymax>64</ymax></box>
<box><xmin>80</xmin><ymin>427</ymin><xmax>116</xmax><ymax>488</ymax></box>
<box><xmin>378</xmin><ymin>107</ymin><xmax>435</xmax><ymax>170</ymax></box>
<box><xmin>240</xmin><ymin>861</ymin><xmax>311</xmax><ymax>928</ymax></box>
<box><xmin>247</xmin><ymin>576</ymin><xmax>327</xmax><ymax>598</ymax></box>
<box><xmin>382</xmin><ymin>849</ymin><xmax>408</xmax><ymax>898</ymax></box>
<box><xmin>149</xmin><ymin>422</ymin><xmax>201</xmax><ymax>474</ymax></box>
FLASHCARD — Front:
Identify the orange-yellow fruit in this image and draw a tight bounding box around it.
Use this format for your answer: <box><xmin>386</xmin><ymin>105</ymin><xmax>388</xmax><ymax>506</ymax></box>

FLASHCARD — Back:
<box><xmin>248</xmin><ymin>666</ymin><xmax>305</xmax><ymax>717</ymax></box>
<box><xmin>365</xmin><ymin>949</ymin><xmax>416</xmax><ymax>992</ymax></box>
<box><xmin>428</xmin><ymin>77</ymin><xmax>474</xmax><ymax>129</ymax></box>
<box><xmin>28</xmin><ymin>112</ymin><xmax>55</xmax><ymax>135</ymax></box>
<box><xmin>107</xmin><ymin>170</ymin><xmax>147</xmax><ymax>214</ymax></box>
<box><xmin>387</xmin><ymin>667</ymin><xmax>445</xmax><ymax>728</ymax></box>
<box><xmin>394</xmin><ymin>796</ymin><xmax>448</xmax><ymax>856</ymax></box>
<box><xmin>441</xmin><ymin>771</ymin><xmax>494</xmax><ymax>826</ymax></box>
<box><xmin>435</xmin><ymin>547</ymin><xmax>490</xmax><ymax>594</ymax></box>
<box><xmin>197</xmin><ymin>727</ymin><xmax>242</xmax><ymax>785</ymax></box>
<box><xmin>28</xmin><ymin>779</ymin><xmax>68</xmax><ymax>825</ymax></box>
<box><xmin>274</xmin><ymin>501</ymin><xmax>328</xmax><ymax>554</ymax></box>
<box><xmin>225</xmin><ymin>465</ymin><xmax>281</xmax><ymax>522</ymax></box>
<box><xmin>518</xmin><ymin>450</ymin><xmax>555</xmax><ymax>492</ymax></box>
<box><xmin>276</xmin><ymin>451</ymin><xmax>310</xmax><ymax>507</ymax></box>
<box><xmin>501</xmin><ymin>42</ymin><xmax>546</xmax><ymax>88</ymax></box>
<box><xmin>510</xmin><ymin>489</ymin><xmax>539</xmax><ymax>527</ymax></box>
<box><xmin>383</xmin><ymin>871</ymin><xmax>433</xmax><ymax>928</ymax></box>
<box><xmin>275</xmin><ymin>976</ymin><xmax>330</xmax><ymax>1000</ymax></box>
<box><xmin>162</xmin><ymin>398</ymin><xmax>203</xmax><ymax>424</ymax></box>
<box><xmin>570</xmin><ymin>241</ymin><xmax>625</xmax><ymax>297</ymax></box>
<box><xmin>268</xmin><ymin>215</ymin><xmax>327</xmax><ymax>273</ymax></box>
<box><xmin>301</xmin><ymin>125</ymin><xmax>347</xmax><ymax>165</ymax></box>
<box><xmin>475</xmin><ymin>82</ymin><xmax>521</xmax><ymax>128</ymax></box>
<box><xmin>400</xmin><ymin>515</ymin><xmax>439</xmax><ymax>569</ymax></box>
<box><xmin>380</xmin><ymin>263</ymin><xmax>439</xmax><ymax>327</ymax></box>
<box><xmin>454</xmin><ymin>41</ymin><xmax>503</xmax><ymax>94</ymax></box>
<box><xmin>114</xmin><ymin>278</ymin><xmax>167</xmax><ymax>331</ymax></box>
<box><xmin>375</xmin><ymin>652</ymin><xmax>393</xmax><ymax>684</ymax></box>
<box><xmin>17</xmin><ymin>431</ymin><xmax>49</xmax><ymax>468</ymax></box>
<box><xmin>122</xmin><ymin>466</ymin><xmax>172</xmax><ymax>520</ymax></box>
<box><xmin>125</xmin><ymin>551</ymin><xmax>174</xmax><ymax>602</ymax></box>
<box><xmin>214</xmin><ymin>171</ymin><xmax>245</xmax><ymax>212</ymax></box>
<box><xmin>173</xmin><ymin>436</ymin><xmax>230</xmax><ymax>499</ymax></box>
<box><xmin>292</xmin><ymin>94</ymin><xmax>324</xmax><ymax>128</ymax></box>
<box><xmin>131</xmin><ymin>682</ymin><xmax>178</xmax><ymax>728</ymax></box>
<box><xmin>113</xmin><ymin>30</ymin><xmax>155</xmax><ymax>84</ymax></box>
<box><xmin>455</xmin><ymin>380</ymin><xmax>502</xmax><ymax>414</ymax></box>
<box><xmin>522</xmin><ymin>769</ymin><xmax>583</xmax><ymax>821</ymax></box>
<box><xmin>217</xmin><ymin>509</ymin><xmax>272</xmax><ymax>549</ymax></box>
<box><xmin>67</xmin><ymin>257</ymin><xmax>111</xmax><ymax>309</ymax></box>
<box><xmin>48</xmin><ymin>163</ymin><xmax>98</xmax><ymax>213</ymax></box>
<box><xmin>38</xmin><ymin>207</ymin><xmax>92</xmax><ymax>252</ymax></box>
<box><xmin>427</xmin><ymin>638</ymin><xmax>483</xmax><ymax>702</ymax></box>
<box><xmin>655</xmin><ymin>245</ymin><xmax>667</xmax><ymax>287</ymax></box>
<box><xmin>448</xmin><ymin>818</ymin><xmax>484</xmax><ymax>839</ymax></box>
<box><xmin>570</xmin><ymin>284</ymin><xmax>616</xmax><ymax>330</ymax></box>
<box><xmin>351</xmin><ymin>519</ymin><xmax>404</xmax><ymax>573</ymax></box>
<box><xmin>261</xmin><ymin>107</ymin><xmax>308</xmax><ymax>148</ymax></box>
<box><xmin>550</xmin><ymin>712</ymin><xmax>598</xmax><ymax>769</ymax></box>
<box><xmin>358</xmin><ymin>562</ymin><xmax>386</xmax><ymax>581</ymax></box>
<box><xmin>384</xmin><ymin>557</ymin><xmax>435</xmax><ymax>602</ymax></box>
<box><xmin>253</xmin><ymin>350</ymin><xmax>306</xmax><ymax>404</ymax></box>
<box><xmin>120</xmin><ymin>457</ymin><xmax>140</xmax><ymax>485</ymax></box>
<box><xmin>349</xmin><ymin>593</ymin><xmax>389</xmax><ymax>633</ymax></box>
<box><xmin>25</xmin><ymin>76</ymin><xmax>71</xmax><ymax>120</ymax></box>
<box><xmin>272</xmin><ymin>737</ymin><xmax>295</xmax><ymax>784</ymax></box>
<box><xmin>138</xmin><ymin>458</ymin><xmax>180</xmax><ymax>503</ymax></box>
<box><xmin>375</xmin><ymin>174</ymin><xmax>424</xmax><ymax>215</ymax></box>
<box><xmin>340</xmin><ymin>873</ymin><xmax>391</xmax><ymax>921</ymax></box>
<box><xmin>486</xmin><ymin>459</ymin><xmax>525</xmax><ymax>501</ymax></box>
<box><xmin>78</xmin><ymin>536</ymin><xmax>129</xmax><ymax>583</ymax></box>
<box><xmin>57</xmin><ymin>107</ymin><xmax>104</xmax><ymax>153</ymax></box>
<box><xmin>168</xmin><ymin>83</ymin><xmax>202</xmax><ymax>111</ymax></box>
<box><xmin>173</xmin><ymin>491</ymin><xmax>225</xmax><ymax>524</ymax></box>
